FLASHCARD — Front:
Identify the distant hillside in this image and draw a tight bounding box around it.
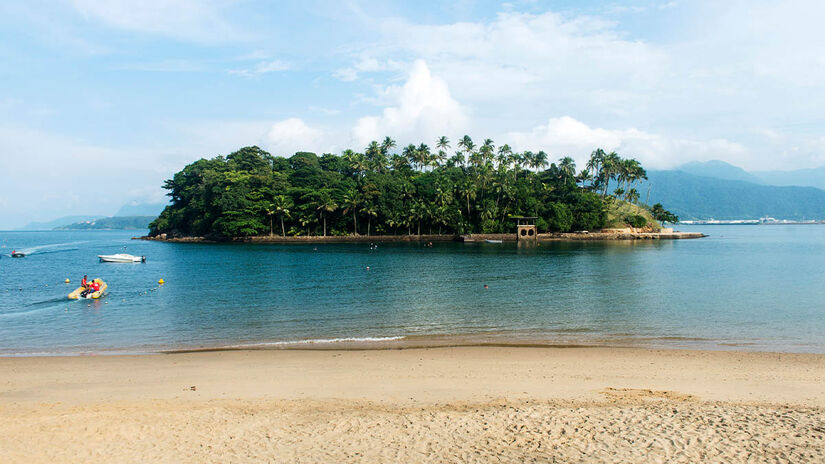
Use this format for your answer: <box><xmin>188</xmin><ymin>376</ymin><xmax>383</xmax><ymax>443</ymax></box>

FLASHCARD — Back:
<box><xmin>19</xmin><ymin>215</ymin><xmax>104</xmax><ymax>230</ymax></box>
<box><xmin>676</xmin><ymin>160</ymin><xmax>825</xmax><ymax>190</ymax></box>
<box><xmin>643</xmin><ymin>171</ymin><xmax>825</xmax><ymax>220</ymax></box>
<box><xmin>678</xmin><ymin>160</ymin><xmax>762</xmax><ymax>183</ymax></box>
<box><xmin>751</xmin><ymin>166</ymin><xmax>825</xmax><ymax>190</ymax></box>
<box><xmin>55</xmin><ymin>216</ymin><xmax>155</xmax><ymax>230</ymax></box>
<box><xmin>113</xmin><ymin>202</ymin><xmax>166</xmax><ymax>217</ymax></box>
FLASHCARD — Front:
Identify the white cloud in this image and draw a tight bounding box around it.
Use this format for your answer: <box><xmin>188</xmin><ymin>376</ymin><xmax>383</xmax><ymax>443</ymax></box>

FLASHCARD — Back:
<box><xmin>334</xmin><ymin>56</ymin><xmax>404</xmax><ymax>82</ymax></box>
<box><xmin>330</xmin><ymin>4</ymin><xmax>825</xmax><ymax>170</ymax></box>
<box><xmin>69</xmin><ymin>0</ymin><xmax>245</xmax><ymax>42</ymax></box>
<box><xmin>229</xmin><ymin>60</ymin><xmax>291</xmax><ymax>77</ymax></box>
<box><xmin>263</xmin><ymin>118</ymin><xmax>330</xmax><ymax>156</ymax></box>
<box><xmin>507</xmin><ymin>116</ymin><xmax>748</xmax><ymax>170</ymax></box>
<box><xmin>351</xmin><ymin>60</ymin><xmax>468</xmax><ymax>147</ymax></box>
<box><xmin>337</xmin><ymin>11</ymin><xmax>667</xmax><ymax>116</ymax></box>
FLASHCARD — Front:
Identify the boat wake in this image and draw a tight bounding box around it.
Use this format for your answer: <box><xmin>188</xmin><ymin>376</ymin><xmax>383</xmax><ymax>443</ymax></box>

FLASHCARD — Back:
<box><xmin>14</xmin><ymin>241</ymin><xmax>88</xmax><ymax>256</ymax></box>
<box><xmin>0</xmin><ymin>297</ymin><xmax>66</xmax><ymax>319</ymax></box>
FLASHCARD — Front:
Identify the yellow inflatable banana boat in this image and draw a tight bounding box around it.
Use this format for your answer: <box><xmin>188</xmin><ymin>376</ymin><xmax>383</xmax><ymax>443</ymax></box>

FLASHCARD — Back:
<box><xmin>68</xmin><ymin>278</ymin><xmax>107</xmax><ymax>300</ymax></box>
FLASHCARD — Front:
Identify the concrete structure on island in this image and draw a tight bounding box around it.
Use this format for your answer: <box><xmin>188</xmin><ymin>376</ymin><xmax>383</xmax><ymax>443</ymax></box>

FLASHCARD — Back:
<box><xmin>513</xmin><ymin>217</ymin><xmax>538</xmax><ymax>242</ymax></box>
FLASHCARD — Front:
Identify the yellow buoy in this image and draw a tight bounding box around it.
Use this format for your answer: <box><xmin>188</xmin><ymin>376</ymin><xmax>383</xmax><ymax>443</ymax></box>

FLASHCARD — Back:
<box><xmin>65</xmin><ymin>278</ymin><xmax>70</xmax><ymax>283</ymax></box>
<box><xmin>158</xmin><ymin>279</ymin><xmax>165</xmax><ymax>285</ymax></box>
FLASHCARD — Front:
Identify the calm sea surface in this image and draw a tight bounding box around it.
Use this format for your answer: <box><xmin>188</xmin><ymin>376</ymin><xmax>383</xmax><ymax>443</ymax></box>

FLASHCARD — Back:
<box><xmin>1</xmin><ymin>225</ymin><xmax>824</xmax><ymax>355</ymax></box>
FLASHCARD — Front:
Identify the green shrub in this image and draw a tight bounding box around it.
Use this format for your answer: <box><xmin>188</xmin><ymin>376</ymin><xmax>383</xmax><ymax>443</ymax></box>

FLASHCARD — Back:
<box><xmin>625</xmin><ymin>214</ymin><xmax>647</xmax><ymax>228</ymax></box>
<box><xmin>546</xmin><ymin>202</ymin><xmax>573</xmax><ymax>232</ymax></box>
<box><xmin>481</xmin><ymin>219</ymin><xmax>499</xmax><ymax>233</ymax></box>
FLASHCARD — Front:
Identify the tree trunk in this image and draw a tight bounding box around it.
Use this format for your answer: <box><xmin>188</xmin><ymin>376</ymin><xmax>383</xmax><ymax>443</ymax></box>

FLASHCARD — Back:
<box><xmin>269</xmin><ymin>215</ymin><xmax>273</xmax><ymax>236</ymax></box>
<box><xmin>417</xmin><ymin>221</ymin><xmax>421</xmax><ymax>236</ymax></box>
<box><xmin>367</xmin><ymin>217</ymin><xmax>371</xmax><ymax>236</ymax></box>
<box><xmin>280</xmin><ymin>216</ymin><xmax>285</xmax><ymax>236</ymax></box>
<box><xmin>353</xmin><ymin>211</ymin><xmax>358</xmax><ymax>235</ymax></box>
<box><xmin>323</xmin><ymin>214</ymin><xmax>327</xmax><ymax>237</ymax></box>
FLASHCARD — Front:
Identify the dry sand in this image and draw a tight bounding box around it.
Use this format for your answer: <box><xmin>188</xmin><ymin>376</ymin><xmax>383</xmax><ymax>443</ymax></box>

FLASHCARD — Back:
<box><xmin>1</xmin><ymin>346</ymin><xmax>824</xmax><ymax>463</ymax></box>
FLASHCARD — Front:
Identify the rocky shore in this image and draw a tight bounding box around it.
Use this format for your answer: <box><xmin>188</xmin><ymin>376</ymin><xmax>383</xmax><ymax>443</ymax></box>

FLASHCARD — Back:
<box><xmin>137</xmin><ymin>230</ymin><xmax>705</xmax><ymax>243</ymax></box>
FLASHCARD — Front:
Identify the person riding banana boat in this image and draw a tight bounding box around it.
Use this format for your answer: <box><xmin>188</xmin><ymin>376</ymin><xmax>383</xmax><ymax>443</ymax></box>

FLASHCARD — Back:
<box><xmin>68</xmin><ymin>277</ymin><xmax>107</xmax><ymax>300</ymax></box>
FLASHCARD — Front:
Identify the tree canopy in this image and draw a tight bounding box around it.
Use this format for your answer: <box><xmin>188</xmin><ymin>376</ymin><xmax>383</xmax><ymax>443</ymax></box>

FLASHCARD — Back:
<box><xmin>149</xmin><ymin>139</ymin><xmax>674</xmax><ymax>238</ymax></box>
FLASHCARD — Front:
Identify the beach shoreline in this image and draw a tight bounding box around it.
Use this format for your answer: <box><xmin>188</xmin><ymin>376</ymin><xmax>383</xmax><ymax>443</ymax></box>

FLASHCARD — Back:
<box><xmin>2</xmin><ymin>346</ymin><xmax>823</xmax><ymax>463</ymax></box>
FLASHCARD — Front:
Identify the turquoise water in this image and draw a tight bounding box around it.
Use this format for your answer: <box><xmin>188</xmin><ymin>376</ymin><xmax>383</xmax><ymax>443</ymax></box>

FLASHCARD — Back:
<box><xmin>1</xmin><ymin>226</ymin><xmax>824</xmax><ymax>355</ymax></box>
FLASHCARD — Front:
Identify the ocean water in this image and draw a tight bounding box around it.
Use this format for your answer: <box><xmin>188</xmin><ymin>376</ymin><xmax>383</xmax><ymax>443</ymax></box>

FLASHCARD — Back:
<box><xmin>1</xmin><ymin>225</ymin><xmax>824</xmax><ymax>355</ymax></box>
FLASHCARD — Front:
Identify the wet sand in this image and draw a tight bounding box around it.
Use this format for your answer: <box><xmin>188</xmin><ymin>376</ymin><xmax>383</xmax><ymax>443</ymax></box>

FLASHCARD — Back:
<box><xmin>1</xmin><ymin>346</ymin><xmax>823</xmax><ymax>463</ymax></box>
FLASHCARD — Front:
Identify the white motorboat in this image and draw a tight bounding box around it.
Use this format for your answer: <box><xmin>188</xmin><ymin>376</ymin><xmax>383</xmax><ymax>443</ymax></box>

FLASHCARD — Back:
<box><xmin>484</xmin><ymin>239</ymin><xmax>503</xmax><ymax>244</ymax></box>
<box><xmin>98</xmin><ymin>253</ymin><xmax>146</xmax><ymax>263</ymax></box>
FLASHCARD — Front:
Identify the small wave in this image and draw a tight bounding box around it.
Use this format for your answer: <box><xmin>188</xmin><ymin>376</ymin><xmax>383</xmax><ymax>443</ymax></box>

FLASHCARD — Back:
<box><xmin>0</xmin><ymin>304</ymin><xmax>63</xmax><ymax>319</ymax></box>
<box><xmin>227</xmin><ymin>336</ymin><xmax>406</xmax><ymax>348</ymax></box>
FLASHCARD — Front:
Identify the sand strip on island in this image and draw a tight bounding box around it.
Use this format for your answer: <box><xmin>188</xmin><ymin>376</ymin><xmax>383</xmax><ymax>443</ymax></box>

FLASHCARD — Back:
<box><xmin>1</xmin><ymin>346</ymin><xmax>824</xmax><ymax>463</ymax></box>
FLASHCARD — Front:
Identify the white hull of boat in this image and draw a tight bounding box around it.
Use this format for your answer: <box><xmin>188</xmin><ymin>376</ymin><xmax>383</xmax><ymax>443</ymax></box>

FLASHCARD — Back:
<box><xmin>98</xmin><ymin>254</ymin><xmax>145</xmax><ymax>263</ymax></box>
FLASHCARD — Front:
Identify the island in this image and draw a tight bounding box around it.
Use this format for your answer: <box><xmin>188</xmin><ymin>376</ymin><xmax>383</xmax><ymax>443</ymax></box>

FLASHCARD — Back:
<box><xmin>146</xmin><ymin>138</ymin><xmax>694</xmax><ymax>242</ymax></box>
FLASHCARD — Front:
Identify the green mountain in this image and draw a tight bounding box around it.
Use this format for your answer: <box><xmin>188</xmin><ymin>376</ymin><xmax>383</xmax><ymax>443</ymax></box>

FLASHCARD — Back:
<box><xmin>678</xmin><ymin>160</ymin><xmax>762</xmax><ymax>183</ymax></box>
<box><xmin>55</xmin><ymin>216</ymin><xmax>155</xmax><ymax>230</ymax></box>
<box><xmin>643</xmin><ymin>171</ymin><xmax>825</xmax><ymax>220</ymax></box>
<box><xmin>676</xmin><ymin>160</ymin><xmax>825</xmax><ymax>190</ymax></box>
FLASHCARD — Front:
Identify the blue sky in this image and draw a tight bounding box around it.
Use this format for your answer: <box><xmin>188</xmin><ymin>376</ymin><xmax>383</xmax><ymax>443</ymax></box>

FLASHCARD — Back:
<box><xmin>1</xmin><ymin>0</ymin><xmax>825</xmax><ymax>229</ymax></box>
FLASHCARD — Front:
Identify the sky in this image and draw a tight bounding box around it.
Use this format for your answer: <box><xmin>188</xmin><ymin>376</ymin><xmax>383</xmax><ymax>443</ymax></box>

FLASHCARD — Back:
<box><xmin>1</xmin><ymin>0</ymin><xmax>825</xmax><ymax>229</ymax></box>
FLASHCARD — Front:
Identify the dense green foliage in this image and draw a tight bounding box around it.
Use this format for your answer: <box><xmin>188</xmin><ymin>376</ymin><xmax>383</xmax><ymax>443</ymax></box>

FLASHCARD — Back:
<box><xmin>150</xmin><ymin>139</ymin><xmax>660</xmax><ymax>238</ymax></box>
<box><xmin>57</xmin><ymin>216</ymin><xmax>155</xmax><ymax>230</ymax></box>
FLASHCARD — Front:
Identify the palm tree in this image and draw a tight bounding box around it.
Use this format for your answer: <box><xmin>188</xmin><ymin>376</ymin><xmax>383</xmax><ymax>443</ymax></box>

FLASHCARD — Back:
<box><xmin>533</xmin><ymin>151</ymin><xmax>549</xmax><ymax>171</ymax></box>
<box><xmin>265</xmin><ymin>205</ymin><xmax>275</xmax><ymax>236</ymax></box>
<box><xmin>521</xmin><ymin>151</ymin><xmax>534</xmax><ymax>171</ymax></box>
<box><xmin>273</xmin><ymin>195</ymin><xmax>293</xmax><ymax>236</ymax></box>
<box><xmin>480</xmin><ymin>138</ymin><xmax>495</xmax><ymax>165</ymax></box>
<box><xmin>496</xmin><ymin>144</ymin><xmax>512</xmax><ymax>169</ymax></box>
<box><xmin>410</xmin><ymin>200</ymin><xmax>426</xmax><ymax>235</ymax></box>
<box><xmin>459</xmin><ymin>177</ymin><xmax>477</xmax><ymax>221</ymax></box>
<box><xmin>391</xmin><ymin>154</ymin><xmax>410</xmax><ymax>171</ymax></box>
<box><xmin>558</xmin><ymin>156</ymin><xmax>576</xmax><ymax>179</ymax></box>
<box><xmin>347</xmin><ymin>152</ymin><xmax>369</xmax><ymax>178</ymax></box>
<box><xmin>402</xmin><ymin>144</ymin><xmax>418</xmax><ymax>170</ymax></box>
<box><xmin>457</xmin><ymin>135</ymin><xmax>475</xmax><ymax>167</ymax></box>
<box><xmin>315</xmin><ymin>192</ymin><xmax>338</xmax><ymax>237</ymax></box>
<box><xmin>436</xmin><ymin>136</ymin><xmax>450</xmax><ymax>152</ymax></box>
<box><xmin>576</xmin><ymin>169</ymin><xmax>593</xmax><ymax>189</ymax></box>
<box><xmin>586</xmin><ymin>148</ymin><xmax>606</xmax><ymax>189</ymax></box>
<box><xmin>432</xmin><ymin>149</ymin><xmax>447</xmax><ymax>167</ymax></box>
<box><xmin>364</xmin><ymin>204</ymin><xmax>378</xmax><ymax>236</ymax></box>
<box><xmin>381</xmin><ymin>136</ymin><xmax>396</xmax><ymax>155</ymax></box>
<box><xmin>601</xmin><ymin>151</ymin><xmax>622</xmax><ymax>198</ymax></box>
<box><xmin>626</xmin><ymin>187</ymin><xmax>640</xmax><ymax>204</ymax></box>
<box><xmin>341</xmin><ymin>189</ymin><xmax>360</xmax><ymax>235</ymax></box>
<box><xmin>417</xmin><ymin>143</ymin><xmax>431</xmax><ymax>171</ymax></box>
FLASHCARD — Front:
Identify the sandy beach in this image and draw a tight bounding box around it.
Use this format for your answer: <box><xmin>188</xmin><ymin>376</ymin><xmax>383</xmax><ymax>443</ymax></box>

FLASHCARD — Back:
<box><xmin>2</xmin><ymin>346</ymin><xmax>824</xmax><ymax>463</ymax></box>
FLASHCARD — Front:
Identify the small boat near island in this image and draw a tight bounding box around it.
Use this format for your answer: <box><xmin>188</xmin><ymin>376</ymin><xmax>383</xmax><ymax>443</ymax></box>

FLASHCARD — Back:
<box><xmin>68</xmin><ymin>278</ymin><xmax>107</xmax><ymax>300</ymax></box>
<box><xmin>98</xmin><ymin>253</ymin><xmax>146</xmax><ymax>263</ymax></box>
